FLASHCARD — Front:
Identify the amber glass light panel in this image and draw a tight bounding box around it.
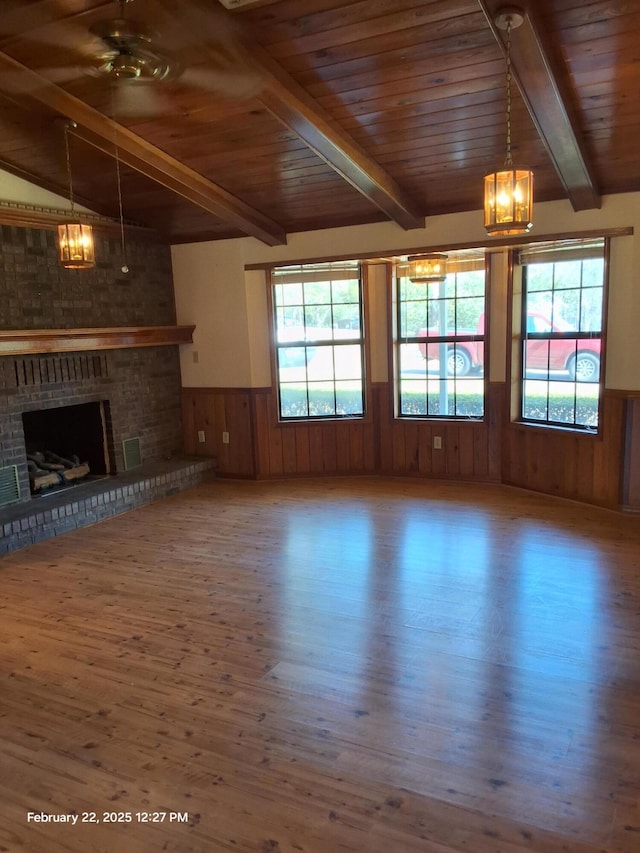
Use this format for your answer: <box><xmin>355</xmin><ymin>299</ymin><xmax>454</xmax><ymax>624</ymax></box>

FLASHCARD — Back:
<box><xmin>408</xmin><ymin>254</ymin><xmax>447</xmax><ymax>283</ymax></box>
<box><xmin>484</xmin><ymin>168</ymin><xmax>533</xmax><ymax>236</ymax></box>
<box><xmin>58</xmin><ymin>223</ymin><xmax>95</xmax><ymax>269</ymax></box>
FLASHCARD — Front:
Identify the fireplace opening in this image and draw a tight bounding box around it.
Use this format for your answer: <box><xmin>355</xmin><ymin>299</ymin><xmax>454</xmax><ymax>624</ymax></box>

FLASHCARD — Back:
<box><xmin>22</xmin><ymin>401</ymin><xmax>113</xmax><ymax>496</ymax></box>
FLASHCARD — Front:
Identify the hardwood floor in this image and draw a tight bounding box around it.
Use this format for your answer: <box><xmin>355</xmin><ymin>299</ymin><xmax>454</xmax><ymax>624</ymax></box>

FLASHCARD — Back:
<box><xmin>1</xmin><ymin>477</ymin><xmax>639</xmax><ymax>852</ymax></box>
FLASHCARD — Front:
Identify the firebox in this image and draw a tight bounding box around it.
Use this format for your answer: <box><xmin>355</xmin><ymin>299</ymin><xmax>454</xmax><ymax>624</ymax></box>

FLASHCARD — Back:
<box><xmin>21</xmin><ymin>401</ymin><xmax>113</xmax><ymax>496</ymax></box>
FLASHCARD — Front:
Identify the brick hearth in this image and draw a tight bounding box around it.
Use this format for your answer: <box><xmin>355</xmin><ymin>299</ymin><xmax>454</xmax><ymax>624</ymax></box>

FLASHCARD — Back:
<box><xmin>0</xmin><ymin>457</ymin><xmax>215</xmax><ymax>555</ymax></box>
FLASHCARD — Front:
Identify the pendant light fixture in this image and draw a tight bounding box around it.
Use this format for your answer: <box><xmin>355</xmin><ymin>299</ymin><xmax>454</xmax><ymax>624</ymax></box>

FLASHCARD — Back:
<box><xmin>58</xmin><ymin>121</ymin><xmax>95</xmax><ymax>269</ymax></box>
<box><xmin>483</xmin><ymin>7</ymin><xmax>533</xmax><ymax>237</ymax></box>
<box><xmin>407</xmin><ymin>253</ymin><xmax>448</xmax><ymax>283</ymax></box>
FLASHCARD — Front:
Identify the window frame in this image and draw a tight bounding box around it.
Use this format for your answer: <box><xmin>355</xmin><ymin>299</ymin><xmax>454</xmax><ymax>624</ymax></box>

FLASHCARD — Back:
<box><xmin>393</xmin><ymin>253</ymin><xmax>488</xmax><ymax>421</ymax></box>
<box><xmin>515</xmin><ymin>238</ymin><xmax>609</xmax><ymax>434</ymax></box>
<box><xmin>268</xmin><ymin>261</ymin><xmax>368</xmax><ymax>423</ymax></box>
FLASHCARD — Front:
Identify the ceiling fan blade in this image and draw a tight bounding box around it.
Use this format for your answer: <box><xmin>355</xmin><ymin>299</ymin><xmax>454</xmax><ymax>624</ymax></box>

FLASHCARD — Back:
<box><xmin>147</xmin><ymin>0</ymin><xmax>243</xmax><ymax>53</ymax></box>
<box><xmin>180</xmin><ymin>63</ymin><xmax>263</xmax><ymax>100</ymax></box>
<box><xmin>0</xmin><ymin>65</ymin><xmax>88</xmax><ymax>97</ymax></box>
<box><xmin>148</xmin><ymin>0</ymin><xmax>263</xmax><ymax>92</ymax></box>
<box><xmin>110</xmin><ymin>80</ymin><xmax>165</xmax><ymax>119</ymax></box>
<box><xmin>0</xmin><ymin>17</ymin><xmax>105</xmax><ymax>63</ymax></box>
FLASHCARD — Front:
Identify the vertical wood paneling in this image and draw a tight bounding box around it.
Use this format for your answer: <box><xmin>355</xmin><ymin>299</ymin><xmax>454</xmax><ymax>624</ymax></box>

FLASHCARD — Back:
<box><xmin>575</xmin><ymin>435</ymin><xmax>596</xmax><ymax>500</ymax></box>
<box><xmin>365</xmin><ymin>425</ymin><xmax>376</xmax><ymax>470</ymax></box>
<box><xmin>309</xmin><ymin>424</ymin><xmax>324</xmax><ymax>472</ymax></box>
<box><xmin>181</xmin><ymin>388</ymin><xmax>254</xmax><ymax>477</ymax></box>
<box><xmin>502</xmin><ymin>389</ymin><xmax>626</xmax><ymax>509</ymax></box>
<box><xmin>403</xmin><ymin>420</ymin><xmax>419</xmax><ymax>472</ymax></box>
<box><xmin>459</xmin><ymin>425</ymin><xmax>475</xmax><ymax>477</ymax></box>
<box><xmin>445</xmin><ymin>424</ymin><xmax>461</xmax><ymax>477</ymax></box>
<box><xmin>322</xmin><ymin>424</ymin><xmax>338</xmax><ymax>472</ymax></box>
<box><xmin>335</xmin><ymin>422</ymin><xmax>351</xmax><ymax>471</ymax></box>
<box><xmin>392</xmin><ymin>421</ymin><xmax>407</xmax><ymax>472</ymax></box>
<box><xmin>181</xmin><ymin>393</ymin><xmax>196</xmax><ymax>456</ymax></box>
<box><xmin>267</xmin><ymin>393</ymin><xmax>284</xmax><ymax>476</ymax></box>
<box><xmin>375</xmin><ymin>383</ymin><xmax>393</xmax><ymax>471</ymax></box>
<box><xmin>281</xmin><ymin>424</ymin><xmax>298</xmax><ymax>474</ymax></box>
<box><xmin>417</xmin><ymin>423</ymin><xmax>433</xmax><ymax>475</ymax></box>
<box><xmin>182</xmin><ymin>384</ymin><xmax>633</xmax><ymax>510</ymax></box>
<box><xmin>486</xmin><ymin>382</ymin><xmax>503</xmax><ymax>481</ymax></box>
<box><xmin>294</xmin><ymin>425</ymin><xmax>311</xmax><ymax>473</ymax></box>
<box><xmin>252</xmin><ymin>390</ymin><xmax>271</xmax><ymax>476</ymax></box>
<box><xmin>622</xmin><ymin>397</ymin><xmax>640</xmax><ymax>510</ymax></box>
<box><xmin>349</xmin><ymin>423</ymin><xmax>361</xmax><ymax>470</ymax></box>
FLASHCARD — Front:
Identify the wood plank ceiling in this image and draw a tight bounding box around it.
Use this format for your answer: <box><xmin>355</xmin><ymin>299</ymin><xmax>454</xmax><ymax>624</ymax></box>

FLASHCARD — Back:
<box><xmin>0</xmin><ymin>0</ymin><xmax>638</xmax><ymax>245</ymax></box>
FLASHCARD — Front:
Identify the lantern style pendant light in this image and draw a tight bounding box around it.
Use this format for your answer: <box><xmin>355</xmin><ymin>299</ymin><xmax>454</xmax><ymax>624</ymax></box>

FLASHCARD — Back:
<box><xmin>58</xmin><ymin>121</ymin><xmax>95</xmax><ymax>269</ymax></box>
<box><xmin>407</xmin><ymin>253</ymin><xmax>448</xmax><ymax>283</ymax></box>
<box><xmin>483</xmin><ymin>8</ymin><xmax>533</xmax><ymax>237</ymax></box>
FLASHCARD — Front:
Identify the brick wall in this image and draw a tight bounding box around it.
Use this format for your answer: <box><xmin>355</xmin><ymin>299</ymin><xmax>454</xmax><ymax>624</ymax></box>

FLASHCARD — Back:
<box><xmin>0</xmin><ymin>222</ymin><xmax>184</xmax><ymax>506</ymax></box>
<box><xmin>0</xmin><ymin>224</ymin><xmax>175</xmax><ymax>329</ymax></box>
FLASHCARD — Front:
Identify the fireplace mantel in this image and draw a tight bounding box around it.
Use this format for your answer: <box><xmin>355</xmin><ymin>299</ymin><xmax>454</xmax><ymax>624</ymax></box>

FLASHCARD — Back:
<box><xmin>0</xmin><ymin>326</ymin><xmax>195</xmax><ymax>356</ymax></box>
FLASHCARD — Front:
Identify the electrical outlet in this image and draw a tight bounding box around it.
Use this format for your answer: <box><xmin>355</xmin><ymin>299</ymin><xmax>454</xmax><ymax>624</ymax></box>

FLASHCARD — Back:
<box><xmin>197</xmin><ymin>430</ymin><xmax>205</xmax><ymax>443</ymax></box>
<box><xmin>433</xmin><ymin>435</ymin><xmax>442</xmax><ymax>450</ymax></box>
<box><xmin>192</xmin><ymin>350</ymin><xmax>199</xmax><ymax>364</ymax></box>
<box><xmin>222</xmin><ymin>431</ymin><xmax>230</xmax><ymax>445</ymax></box>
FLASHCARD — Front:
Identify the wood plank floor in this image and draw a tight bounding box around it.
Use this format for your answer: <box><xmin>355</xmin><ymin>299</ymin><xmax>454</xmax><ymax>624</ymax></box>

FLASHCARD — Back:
<box><xmin>1</xmin><ymin>477</ymin><xmax>639</xmax><ymax>853</ymax></box>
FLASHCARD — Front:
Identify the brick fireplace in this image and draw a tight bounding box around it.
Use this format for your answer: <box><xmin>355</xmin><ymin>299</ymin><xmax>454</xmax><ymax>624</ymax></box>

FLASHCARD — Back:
<box><xmin>0</xmin><ymin>220</ymin><xmax>213</xmax><ymax>553</ymax></box>
<box><xmin>2</xmin><ymin>344</ymin><xmax>185</xmax><ymax>501</ymax></box>
<box><xmin>22</xmin><ymin>400</ymin><xmax>115</xmax><ymax>480</ymax></box>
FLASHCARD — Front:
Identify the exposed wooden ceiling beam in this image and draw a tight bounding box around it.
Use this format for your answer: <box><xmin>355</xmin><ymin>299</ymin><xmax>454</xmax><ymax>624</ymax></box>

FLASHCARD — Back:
<box><xmin>256</xmin><ymin>54</ymin><xmax>425</xmax><ymax>230</ymax></box>
<box><xmin>478</xmin><ymin>0</ymin><xmax>600</xmax><ymax>211</ymax></box>
<box><xmin>153</xmin><ymin>0</ymin><xmax>425</xmax><ymax>232</ymax></box>
<box><xmin>0</xmin><ymin>51</ymin><xmax>287</xmax><ymax>246</ymax></box>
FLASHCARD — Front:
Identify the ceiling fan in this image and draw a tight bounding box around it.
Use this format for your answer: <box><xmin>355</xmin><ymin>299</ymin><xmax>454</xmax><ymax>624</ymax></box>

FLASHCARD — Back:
<box><xmin>94</xmin><ymin>0</ymin><xmax>265</xmax><ymax>116</ymax></box>
<box><xmin>91</xmin><ymin>0</ymin><xmax>175</xmax><ymax>85</ymax></box>
<box><xmin>0</xmin><ymin>0</ymin><xmax>264</xmax><ymax>118</ymax></box>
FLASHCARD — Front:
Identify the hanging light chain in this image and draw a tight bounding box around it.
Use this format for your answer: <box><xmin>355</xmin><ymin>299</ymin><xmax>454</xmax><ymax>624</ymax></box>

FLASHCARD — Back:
<box><xmin>110</xmin><ymin>85</ymin><xmax>129</xmax><ymax>273</ymax></box>
<box><xmin>114</xmin><ymin>130</ymin><xmax>127</xmax><ymax>267</ymax></box>
<box><xmin>504</xmin><ymin>16</ymin><xmax>513</xmax><ymax>167</ymax></box>
<box><xmin>63</xmin><ymin>121</ymin><xmax>77</xmax><ymax>216</ymax></box>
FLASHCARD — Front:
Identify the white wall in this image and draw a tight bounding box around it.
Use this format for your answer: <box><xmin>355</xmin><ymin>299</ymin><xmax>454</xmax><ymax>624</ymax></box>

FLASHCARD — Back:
<box><xmin>0</xmin><ymin>167</ymin><xmax>95</xmax><ymax>213</ymax></box>
<box><xmin>170</xmin><ymin>239</ymin><xmax>253</xmax><ymax>387</ymax></box>
<box><xmin>172</xmin><ymin>192</ymin><xmax>640</xmax><ymax>390</ymax></box>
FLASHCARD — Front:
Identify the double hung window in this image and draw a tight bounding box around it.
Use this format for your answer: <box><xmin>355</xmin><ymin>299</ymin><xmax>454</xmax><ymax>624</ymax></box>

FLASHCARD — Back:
<box><xmin>271</xmin><ymin>262</ymin><xmax>365</xmax><ymax>421</ymax></box>
<box><xmin>396</xmin><ymin>253</ymin><xmax>486</xmax><ymax>418</ymax></box>
<box><xmin>519</xmin><ymin>239</ymin><xmax>606</xmax><ymax>430</ymax></box>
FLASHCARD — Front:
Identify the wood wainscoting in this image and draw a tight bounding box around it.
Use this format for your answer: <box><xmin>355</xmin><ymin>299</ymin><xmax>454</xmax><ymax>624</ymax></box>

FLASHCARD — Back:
<box><xmin>182</xmin><ymin>387</ymin><xmax>256</xmax><ymax>478</ymax></box>
<box><xmin>501</xmin><ymin>389</ymin><xmax>627</xmax><ymax>509</ymax></box>
<box><xmin>622</xmin><ymin>395</ymin><xmax>640</xmax><ymax>510</ymax></box>
<box><xmin>181</xmin><ymin>382</ymin><xmax>500</xmax><ymax>483</ymax></box>
<box><xmin>182</xmin><ymin>384</ymin><xmax>640</xmax><ymax>511</ymax></box>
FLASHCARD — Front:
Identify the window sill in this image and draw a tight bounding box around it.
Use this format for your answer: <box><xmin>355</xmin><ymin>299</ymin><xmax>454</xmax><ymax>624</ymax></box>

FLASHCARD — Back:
<box><xmin>512</xmin><ymin>420</ymin><xmax>600</xmax><ymax>438</ymax></box>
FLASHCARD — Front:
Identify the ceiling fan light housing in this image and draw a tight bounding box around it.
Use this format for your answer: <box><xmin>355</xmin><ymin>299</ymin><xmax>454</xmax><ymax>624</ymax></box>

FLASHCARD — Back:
<box><xmin>92</xmin><ymin>14</ymin><xmax>174</xmax><ymax>82</ymax></box>
<box><xmin>109</xmin><ymin>53</ymin><xmax>145</xmax><ymax>79</ymax></box>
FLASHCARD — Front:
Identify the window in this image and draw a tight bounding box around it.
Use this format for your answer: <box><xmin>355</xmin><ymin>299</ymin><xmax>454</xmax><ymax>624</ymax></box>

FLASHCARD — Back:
<box><xmin>396</xmin><ymin>252</ymin><xmax>486</xmax><ymax>418</ymax></box>
<box><xmin>271</xmin><ymin>261</ymin><xmax>365</xmax><ymax>420</ymax></box>
<box><xmin>519</xmin><ymin>239</ymin><xmax>606</xmax><ymax>430</ymax></box>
